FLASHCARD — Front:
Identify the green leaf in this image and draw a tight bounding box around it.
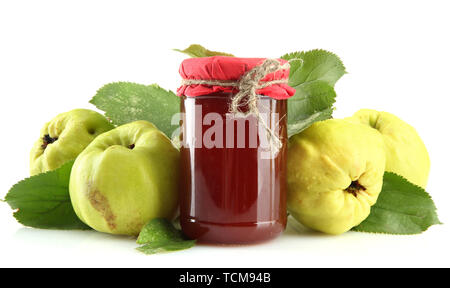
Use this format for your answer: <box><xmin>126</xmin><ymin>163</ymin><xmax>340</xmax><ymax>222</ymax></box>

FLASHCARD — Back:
<box><xmin>282</xmin><ymin>49</ymin><xmax>346</xmax><ymax>87</ymax></box>
<box><xmin>353</xmin><ymin>172</ymin><xmax>441</xmax><ymax>234</ymax></box>
<box><xmin>137</xmin><ymin>240</ymin><xmax>196</xmax><ymax>255</ymax></box>
<box><xmin>286</xmin><ymin>80</ymin><xmax>336</xmax><ymax>137</ymax></box>
<box><xmin>174</xmin><ymin>44</ymin><xmax>234</xmax><ymax>57</ymax></box>
<box><xmin>90</xmin><ymin>82</ymin><xmax>180</xmax><ymax>138</ymax></box>
<box><xmin>137</xmin><ymin>218</ymin><xmax>184</xmax><ymax>244</ymax></box>
<box><xmin>4</xmin><ymin>161</ymin><xmax>90</xmax><ymax>230</ymax></box>
<box><xmin>136</xmin><ymin>218</ymin><xmax>195</xmax><ymax>255</ymax></box>
<box><xmin>281</xmin><ymin>50</ymin><xmax>346</xmax><ymax>136</ymax></box>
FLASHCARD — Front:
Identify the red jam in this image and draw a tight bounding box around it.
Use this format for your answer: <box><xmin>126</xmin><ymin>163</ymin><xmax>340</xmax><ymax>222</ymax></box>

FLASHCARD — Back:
<box><xmin>179</xmin><ymin>92</ymin><xmax>288</xmax><ymax>244</ymax></box>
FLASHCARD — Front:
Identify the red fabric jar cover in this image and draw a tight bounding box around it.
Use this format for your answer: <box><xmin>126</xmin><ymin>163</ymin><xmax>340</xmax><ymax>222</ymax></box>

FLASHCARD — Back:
<box><xmin>177</xmin><ymin>56</ymin><xmax>296</xmax><ymax>100</ymax></box>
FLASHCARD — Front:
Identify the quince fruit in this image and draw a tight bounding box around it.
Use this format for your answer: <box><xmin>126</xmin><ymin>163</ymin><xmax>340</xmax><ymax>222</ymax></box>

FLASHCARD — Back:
<box><xmin>30</xmin><ymin>109</ymin><xmax>114</xmax><ymax>176</ymax></box>
<box><xmin>346</xmin><ymin>109</ymin><xmax>430</xmax><ymax>188</ymax></box>
<box><xmin>69</xmin><ymin>121</ymin><xmax>179</xmax><ymax>236</ymax></box>
<box><xmin>287</xmin><ymin>119</ymin><xmax>386</xmax><ymax>235</ymax></box>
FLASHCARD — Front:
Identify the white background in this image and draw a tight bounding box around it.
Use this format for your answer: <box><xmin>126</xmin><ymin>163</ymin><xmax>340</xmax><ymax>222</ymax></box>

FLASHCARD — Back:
<box><xmin>0</xmin><ymin>0</ymin><xmax>449</xmax><ymax>268</ymax></box>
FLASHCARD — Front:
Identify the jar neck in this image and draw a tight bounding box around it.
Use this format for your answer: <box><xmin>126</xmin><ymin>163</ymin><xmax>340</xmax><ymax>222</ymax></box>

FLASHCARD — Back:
<box><xmin>183</xmin><ymin>92</ymin><xmax>273</xmax><ymax>100</ymax></box>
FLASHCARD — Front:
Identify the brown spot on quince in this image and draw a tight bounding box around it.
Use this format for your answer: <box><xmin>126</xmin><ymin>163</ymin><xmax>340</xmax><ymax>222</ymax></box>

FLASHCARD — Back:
<box><xmin>88</xmin><ymin>188</ymin><xmax>117</xmax><ymax>230</ymax></box>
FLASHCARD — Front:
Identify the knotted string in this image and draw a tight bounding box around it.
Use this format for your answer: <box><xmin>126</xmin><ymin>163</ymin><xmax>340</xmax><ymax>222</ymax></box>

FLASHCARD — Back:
<box><xmin>181</xmin><ymin>59</ymin><xmax>291</xmax><ymax>153</ymax></box>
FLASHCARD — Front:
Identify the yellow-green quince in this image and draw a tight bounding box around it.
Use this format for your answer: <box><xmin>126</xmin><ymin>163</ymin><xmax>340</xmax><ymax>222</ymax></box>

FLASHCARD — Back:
<box><xmin>69</xmin><ymin>120</ymin><xmax>179</xmax><ymax>236</ymax></box>
<box><xmin>287</xmin><ymin>119</ymin><xmax>386</xmax><ymax>235</ymax></box>
<box><xmin>30</xmin><ymin>109</ymin><xmax>114</xmax><ymax>176</ymax></box>
<box><xmin>346</xmin><ymin>109</ymin><xmax>430</xmax><ymax>188</ymax></box>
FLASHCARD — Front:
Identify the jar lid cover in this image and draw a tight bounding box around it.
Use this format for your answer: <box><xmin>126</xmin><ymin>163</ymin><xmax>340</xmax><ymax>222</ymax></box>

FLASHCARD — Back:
<box><xmin>177</xmin><ymin>56</ymin><xmax>295</xmax><ymax>100</ymax></box>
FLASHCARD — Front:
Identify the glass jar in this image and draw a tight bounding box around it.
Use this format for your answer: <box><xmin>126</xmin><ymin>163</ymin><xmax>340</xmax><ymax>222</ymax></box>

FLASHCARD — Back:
<box><xmin>177</xmin><ymin>57</ymin><xmax>294</xmax><ymax>244</ymax></box>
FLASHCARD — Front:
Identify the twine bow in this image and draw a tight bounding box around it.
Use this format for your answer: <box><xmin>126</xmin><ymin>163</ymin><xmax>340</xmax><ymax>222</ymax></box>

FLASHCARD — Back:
<box><xmin>181</xmin><ymin>59</ymin><xmax>290</xmax><ymax>153</ymax></box>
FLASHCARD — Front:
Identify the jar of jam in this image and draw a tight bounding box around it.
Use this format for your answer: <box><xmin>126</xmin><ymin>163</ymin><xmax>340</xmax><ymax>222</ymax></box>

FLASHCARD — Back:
<box><xmin>177</xmin><ymin>57</ymin><xmax>295</xmax><ymax>244</ymax></box>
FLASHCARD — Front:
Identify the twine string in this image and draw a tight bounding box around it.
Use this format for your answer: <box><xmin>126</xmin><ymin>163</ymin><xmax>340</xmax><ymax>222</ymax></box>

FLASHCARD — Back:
<box><xmin>181</xmin><ymin>59</ymin><xmax>290</xmax><ymax>153</ymax></box>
